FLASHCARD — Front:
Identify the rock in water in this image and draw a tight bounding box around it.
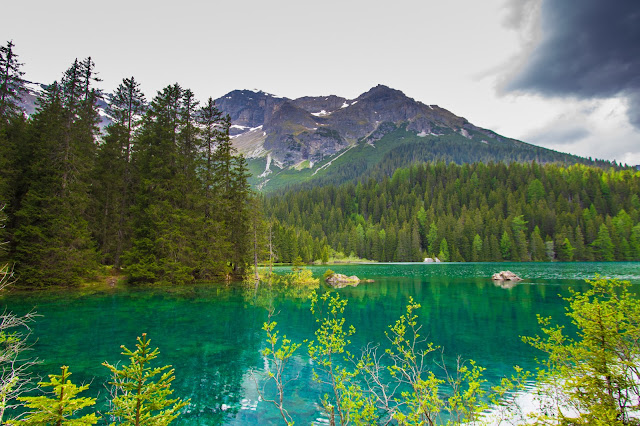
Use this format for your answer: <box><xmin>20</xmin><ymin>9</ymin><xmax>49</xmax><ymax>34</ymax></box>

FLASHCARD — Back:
<box><xmin>325</xmin><ymin>273</ymin><xmax>361</xmax><ymax>288</ymax></box>
<box><xmin>492</xmin><ymin>271</ymin><xmax>523</xmax><ymax>281</ymax></box>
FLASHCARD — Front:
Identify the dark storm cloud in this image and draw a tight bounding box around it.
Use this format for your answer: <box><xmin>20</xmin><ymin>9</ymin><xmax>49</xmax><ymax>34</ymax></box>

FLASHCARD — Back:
<box><xmin>505</xmin><ymin>0</ymin><xmax>640</xmax><ymax>126</ymax></box>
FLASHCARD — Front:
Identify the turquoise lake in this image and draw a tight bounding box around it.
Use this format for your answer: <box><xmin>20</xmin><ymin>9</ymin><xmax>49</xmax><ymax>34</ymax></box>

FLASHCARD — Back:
<box><xmin>2</xmin><ymin>262</ymin><xmax>640</xmax><ymax>424</ymax></box>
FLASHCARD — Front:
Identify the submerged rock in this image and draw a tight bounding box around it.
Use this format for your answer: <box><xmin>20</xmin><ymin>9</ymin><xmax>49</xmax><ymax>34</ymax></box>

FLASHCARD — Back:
<box><xmin>325</xmin><ymin>273</ymin><xmax>372</xmax><ymax>288</ymax></box>
<box><xmin>492</xmin><ymin>271</ymin><xmax>523</xmax><ymax>281</ymax></box>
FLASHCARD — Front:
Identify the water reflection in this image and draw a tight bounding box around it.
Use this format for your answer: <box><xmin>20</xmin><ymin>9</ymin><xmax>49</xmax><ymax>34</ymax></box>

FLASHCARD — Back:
<box><xmin>1</xmin><ymin>262</ymin><xmax>638</xmax><ymax>424</ymax></box>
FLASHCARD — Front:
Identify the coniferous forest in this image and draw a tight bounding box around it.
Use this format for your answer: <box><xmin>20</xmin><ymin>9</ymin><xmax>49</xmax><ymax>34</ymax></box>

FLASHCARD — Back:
<box><xmin>266</xmin><ymin>161</ymin><xmax>640</xmax><ymax>263</ymax></box>
<box><xmin>0</xmin><ymin>42</ymin><xmax>258</xmax><ymax>287</ymax></box>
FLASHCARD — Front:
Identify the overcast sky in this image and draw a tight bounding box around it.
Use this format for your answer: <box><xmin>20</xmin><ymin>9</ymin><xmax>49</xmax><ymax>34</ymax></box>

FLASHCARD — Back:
<box><xmin>3</xmin><ymin>0</ymin><xmax>639</xmax><ymax>165</ymax></box>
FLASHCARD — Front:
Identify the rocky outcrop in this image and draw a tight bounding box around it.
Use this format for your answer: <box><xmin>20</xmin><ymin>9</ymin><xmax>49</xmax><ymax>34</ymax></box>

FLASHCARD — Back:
<box><xmin>325</xmin><ymin>273</ymin><xmax>373</xmax><ymax>288</ymax></box>
<box><xmin>218</xmin><ymin>85</ymin><xmax>476</xmax><ymax>166</ymax></box>
<box><xmin>492</xmin><ymin>271</ymin><xmax>523</xmax><ymax>281</ymax></box>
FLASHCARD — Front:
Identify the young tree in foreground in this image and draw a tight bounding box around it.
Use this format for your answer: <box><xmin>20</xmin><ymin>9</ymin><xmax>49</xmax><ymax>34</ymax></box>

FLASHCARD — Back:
<box><xmin>0</xmin><ymin>265</ymin><xmax>39</xmax><ymax>422</ymax></box>
<box><xmin>103</xmin><ymin>333</ymin><xmax>188</xmax><ymax>426</ymax></box>
<box><xmin>253</xmin><ymin>309</ymin><xmax>301</xmax><ymax>426</ymax></box>
<box><xmin>9</xmin><ymin>365</ymin><xmax>98</xmax><ymax>425</ymax></box>
<box><xmin>524</xmin><ymin>277</ymin><xmax>640</xmax><ymax>424</ymax></box>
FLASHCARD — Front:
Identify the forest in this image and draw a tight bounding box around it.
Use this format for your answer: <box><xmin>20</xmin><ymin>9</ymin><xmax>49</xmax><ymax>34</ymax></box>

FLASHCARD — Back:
<box><xmin>266</xmin><ymin>161</ymin><xmax>640</xmax><ymax>263</ymax></box>
<box><xmin>0</xmin><ymin>41</ymin><xmax>264</xmax><ymax>287</ymax></box>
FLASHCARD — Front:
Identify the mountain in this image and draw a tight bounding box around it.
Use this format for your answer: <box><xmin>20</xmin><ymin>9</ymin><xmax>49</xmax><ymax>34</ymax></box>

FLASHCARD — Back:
<box><xmin>18</xmin><ymin>82</ymin><xmax>608</xmax><ymax>193</ymax></box>
<box><xmin>215</xmin><ymin>85</ymin><xmax>604</xmax><ymax>192</ymax></box>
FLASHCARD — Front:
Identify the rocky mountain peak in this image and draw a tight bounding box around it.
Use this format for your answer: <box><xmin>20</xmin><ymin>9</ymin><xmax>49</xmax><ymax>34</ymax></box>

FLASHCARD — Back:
<box><xmin>216</xmin><ymin>85</ymin><xmax>482</xmax><ymax>169</ymax></box>
<box><xmin>356</xmin><ymin>84</ymin><xmax>409</xmax><ymax>102</ymax></box>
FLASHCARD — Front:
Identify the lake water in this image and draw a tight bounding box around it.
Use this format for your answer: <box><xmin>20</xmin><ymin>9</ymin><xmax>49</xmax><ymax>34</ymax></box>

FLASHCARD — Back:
<box><xmin>2</xmin><ymin>262</ymin><xmax>640</xmax><ymax>424</ymax></box>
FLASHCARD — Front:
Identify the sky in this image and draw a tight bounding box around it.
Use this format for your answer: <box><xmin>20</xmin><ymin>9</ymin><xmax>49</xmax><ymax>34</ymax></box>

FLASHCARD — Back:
<box><xmin>3</xmin><ymin>0</ymin><xmax>639</xmax><ymax>165</ymax></box>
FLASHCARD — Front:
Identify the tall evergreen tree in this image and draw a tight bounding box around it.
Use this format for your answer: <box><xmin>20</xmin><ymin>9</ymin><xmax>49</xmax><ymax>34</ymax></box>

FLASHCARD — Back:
<box><xmin>211</xmin><ymin>115</ymin><xmax>251</xmax><ymax>274</ymax></box>
<box><xmin>124</xmin><ymin>84</ymin><xmax>195</xmax><ymax>284</ymax></box>
<box><xmin>593</xmin><ymin>224</ymin><xmax>615</xmax><ymax>261</ymax></box>
<box><xmin>12</xmin><ymin>57</ymin><xmax>100</xmax><ymax>286</ymax></box>
<box><xmin>194</xmin><ymin>98</ymin><xmax>231</xmax><ymax>278</ymax></box>
<box><xmin>0</xmin><ymin>40</ymin><xmax>27</xmax><ymax>209</ymax></box>
<box><xmin>92</xmin><ymin>77</ymin><xmax>146</xmax><ymax>267</ymax></box>
<box><xmin>0</xmin><ymin>41</ymin><xmax>26</xmax><ymax>124</ymax></box>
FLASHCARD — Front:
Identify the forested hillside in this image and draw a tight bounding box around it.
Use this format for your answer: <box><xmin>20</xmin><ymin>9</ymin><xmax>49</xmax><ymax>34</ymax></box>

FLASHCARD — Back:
<box><xmin>254</xmin><ymin>125</ymin><xmax>614</xmax><ymax>193</ymax></box>
<box><xmin>266</xmin><ymin>162</ymin><xmax>640</xmax><ymax>263</ymax></box>
<box><xmin>0</xmin><ymin>42</ymin><xmax>258</xmax><ymax>286</ymax></box>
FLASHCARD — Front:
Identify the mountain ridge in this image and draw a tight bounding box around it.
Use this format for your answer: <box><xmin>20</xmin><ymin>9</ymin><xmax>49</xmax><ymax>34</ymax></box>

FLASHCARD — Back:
<box><xmin>214</xmin><ymin>84</ymin><xmax>603</xmax><ymax>191</ymax></box>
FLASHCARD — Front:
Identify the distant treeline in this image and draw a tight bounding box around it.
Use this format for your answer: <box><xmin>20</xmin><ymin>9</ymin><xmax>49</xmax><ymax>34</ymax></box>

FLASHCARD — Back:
<box><xmin>266</xmin><ymin>161</ymin><xmax>640</xmax><ymax>262</ymax></box>
<box><xmin>0</xmin><ymin>41</ymin><xmax>256</xmax><ymax>286</ymax></box>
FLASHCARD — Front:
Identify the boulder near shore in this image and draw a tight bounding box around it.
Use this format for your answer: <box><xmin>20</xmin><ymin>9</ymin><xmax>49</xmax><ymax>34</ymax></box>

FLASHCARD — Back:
<box><xmin>325</xmin><ymin>273</ymin><xmax>373</xmax><ymax>288</ymax></box>
<box><xmin>492</xmin><ymin>271</ymin><xmax>523</xmax><ymax>281</ymax></box>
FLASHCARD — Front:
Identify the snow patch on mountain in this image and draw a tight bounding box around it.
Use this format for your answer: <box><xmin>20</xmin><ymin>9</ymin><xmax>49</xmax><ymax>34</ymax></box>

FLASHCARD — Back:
<box><xmin>259</xmin><ymin>154</ymin><xmax>273</xmax><ymax>178</ymax></box>
<box><xmin>313</xmin><ymin>145</ymin><xmax>354</xmax><ymax>176</ymax></box>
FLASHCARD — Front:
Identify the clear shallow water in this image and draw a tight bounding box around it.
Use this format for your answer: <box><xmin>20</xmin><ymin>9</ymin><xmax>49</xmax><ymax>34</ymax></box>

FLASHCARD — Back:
<box><xmin>2</xmin><ymin>262</ymin><xmax>639</xmax><ymax>424</ymax></box>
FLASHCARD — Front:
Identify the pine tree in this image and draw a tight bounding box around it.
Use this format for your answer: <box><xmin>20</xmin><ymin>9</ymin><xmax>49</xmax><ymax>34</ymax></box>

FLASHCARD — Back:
<box><xmin>12</xmin><ymin>62</ymin><xmax>99</xmax><ymax>287</ymax></box>
<box><xmin>500</xmin><ymin>231</ymin><xmax>512</xmax><ymax>261</ymax></box>
<box><xmin>9</xmin><ymin>366</ymin><xmax>98</xmax><ymax>425</ymax></box>
<box><xmin>426</xmin><ymin>222</ymin><xmax>438</xmax><ymax>256</ymax></box>
<box><xmin>631</xmin><ymin>224</ymin><xmax>640</xmax><ymax>261</ymax></box>
<box><xmin>196</xmin><ymin>97</ymin><xmax>223</xmax><ymax>220</ymax></box>
<box><xmin>593</xmin><ymin>224</ymin><xmax>615</xmax><ymax>261</ymax></box>
<box><xmin>0</xmin><ymin>41</ymin><xmax>27</xmax><ymax>124</ymax></box>
<box><xmin>92</xmin><ymin>77</ymin><xmax>146</xmax><ymax>267</ymax></box>
<box><xmin>471</xmin><ymin>234</ymin><xmax>483</xmax><ymax>262</ymax></box>
<box><xmin>124</xmin><ymin>84</ymin><xmax>196</xmax><ymax>284</ymax></box>
<box><xmin>103</xmin><ymin>334</ymin><xmax>188</xmax><ymax>426</ymax></box>
<box><xmin>211</xmin><ymin>115</ymin><xmax>252</xmax><ymax>274</ymax></box>
<box><xmin>509</xmin><ymin>215</ymin><xmax>529</xmax><ymax>261</ymax></box>
<box><xmin>0</xmin><ymin>40</ymin><xmax>27</xmax><ymax>208</ymax></box>
<box><xmin>530</xmin><ymin>226</ymin><xmax>546</xmax><ymax>261</ymax></box>
<box><xmin>438</xmin><ymin>238</ymin><xmax>450</xmax><ymax>262</ymax></box>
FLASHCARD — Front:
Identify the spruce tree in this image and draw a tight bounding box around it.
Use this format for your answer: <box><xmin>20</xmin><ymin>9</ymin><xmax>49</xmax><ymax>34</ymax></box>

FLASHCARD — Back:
<box><xmin>211</xmin><ymin>115</ymin><xmax>251</xmax><ymax>274</ymax></box>
<box><xmin>0</xmin><ymin>41</ymin><xmax>27</xmax><ymax>124</ymax></box>
<box><xmin>9</xmin><ymin>366</ymin><xmax>98</xmax><ymax>425</ymax></box>
<box><xmin>192</xmin><ymin>98</ymin><xmax>231</xmax><ymax>278</ymax></box>
<box><xmin>12</xmin><ymin>63</ymin><xmax>99</xmax><ymax>286</ymax></box>
<box><xmin>103</xmin><ymin>334</ymin><xmax>188</xmax><ymax>426</ymax></box>
<box><xmin>92</xmin><ymin>77</ymin><xmax>146</xmax><ymax>267</ymax></box>
<box><xmin>0</xmin><ymin>40</ymin><xmax>27</xmax><ymax>208</ymax></box>
<box><xmin>593</xmin><ymin>224</ymin><xmax>615</xmax><ymax>261</ymax></box>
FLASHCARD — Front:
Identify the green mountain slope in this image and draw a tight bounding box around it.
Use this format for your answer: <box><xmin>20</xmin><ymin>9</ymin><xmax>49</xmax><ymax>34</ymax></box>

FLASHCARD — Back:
<box><xmin>249</xmin><ymin>124</ymin><xmax>610</xmax><ymax>192</ymax></box>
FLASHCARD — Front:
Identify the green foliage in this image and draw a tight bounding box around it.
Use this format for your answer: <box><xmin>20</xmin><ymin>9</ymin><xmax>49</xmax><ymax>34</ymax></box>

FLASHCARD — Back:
<box><xmin>523</xmin><ymin>277</ymin><xmax>640</xmax><ymax>424</ymax></box>
<box><xmin>0</xmin><ymin>40</ymin><xmax>27</xmax><ymax>123</ymax></box>
<box><xmin>102</xmin><ymin>334</ymin><xmax>189</xmax><ymax>426</ymax></box>
<box><xmin>0</xmin><ymin>52</ymin><xmax>255</xmax><ymax>286</ymax></box>
<box><xmin>254</xmin><ymin>311</ymin><xmax>303</xmax><ymax>425</ymax></box>
<box><xmin>438</xmin><ymin>238</ymin><xmax>450</xmax><ymax>262</ymax></box>
<box><xmin>10</xmin><ymin>59</ymin><xmax>100</xmax><ymax>286</ymax></box>
<box><xmin>9</xmin><ymin>365</ymin><xmax>98</xmax><ymax>425</ymax></box>
<box><xmin>592</xmin><ymin>224</ymin><xmax>615</xmax><ymax>261</ymax></box>
<box><xmin>308</xmin><ymin>291</ymin><xmax>375</xmax><ymax>425</ymax></box>
<box><xmin>304</xmin><ymin>293</ymin><xmax>493</xmax><ymax>425</ymax></box>
<box><xmin>0</xmin><ymin>304</ymin><xmax>38</xmax><ymax>423</ymax></box>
